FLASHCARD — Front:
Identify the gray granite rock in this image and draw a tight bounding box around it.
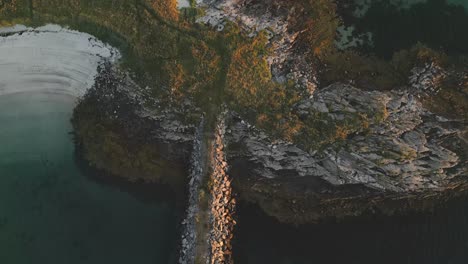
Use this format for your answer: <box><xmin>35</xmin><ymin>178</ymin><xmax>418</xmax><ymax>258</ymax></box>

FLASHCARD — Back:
<box><xmin>226</xmin><ymin>83</ymin><xmax>466</xmax><ymax>193</ymax></box>
<box><xmin>196</xmin><ymin>0</ymin><xmax>318</xmax><ymax>95</ymax></box>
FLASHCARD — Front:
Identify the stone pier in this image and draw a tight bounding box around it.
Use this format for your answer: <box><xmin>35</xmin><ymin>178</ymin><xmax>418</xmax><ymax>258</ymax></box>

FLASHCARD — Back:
<box><xmin>208</xmin><ymin>112</ymin><xmax>236</xmax><ymax>264</ymax></box>
<box><xmin>178</xmin><ymin>111</ymin><xmax>236</xmax><ymax>264</ymax></box>
<box><xmin>178</xmin><ymin>117</ymin><xmax>206</xmax><ymax>264</ymax></box>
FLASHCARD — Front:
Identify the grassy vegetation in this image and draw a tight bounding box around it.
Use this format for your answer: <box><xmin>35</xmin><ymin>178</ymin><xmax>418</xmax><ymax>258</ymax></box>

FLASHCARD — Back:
<box><xmin>1</xmin><ymin>0</ymin><xmax>466</xmax><ymax>154</ymax></box>
<box><xmin>1</xmin><ymin>0</ymin><xmax>211</xmax><ymax>102</ymax></box>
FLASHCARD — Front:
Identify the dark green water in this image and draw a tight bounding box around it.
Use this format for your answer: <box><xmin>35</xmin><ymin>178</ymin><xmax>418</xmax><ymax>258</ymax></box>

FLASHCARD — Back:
<box><xmin>343</xmin><ymin>0</ymin><xmax>468</xmax><ymax>58</ymax></box>
<box><xmin>0</xmin><ymin>92</ymin><xmax>178</xmax><ymax>264</ymax></box>
<box><xmin>234</xmin><ymin>200</ymin><xmax>468</xmax><ymax>264</ymax></box>
<box><xmin>228</xmin><ymin>3</ymin><xmax>468</xmax><ymax>261</ymax></box>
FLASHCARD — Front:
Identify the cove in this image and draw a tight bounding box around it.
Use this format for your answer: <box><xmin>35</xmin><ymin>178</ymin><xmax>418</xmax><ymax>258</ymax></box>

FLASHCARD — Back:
<box><xmin>0</xmin><ymin>26</ymin><xmax>179</xmax><ymax>263</ymax></box>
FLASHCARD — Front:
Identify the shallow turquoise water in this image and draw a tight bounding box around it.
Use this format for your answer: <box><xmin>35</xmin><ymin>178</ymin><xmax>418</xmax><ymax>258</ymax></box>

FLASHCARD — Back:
<box><xmin>0</xmin><ymin>92</ymin><xmax>178</xmax><ymax>264</ymax></box>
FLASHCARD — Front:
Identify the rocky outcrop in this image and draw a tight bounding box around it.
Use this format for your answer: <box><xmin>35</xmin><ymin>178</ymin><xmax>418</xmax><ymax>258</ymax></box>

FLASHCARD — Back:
<box><xmin>72</xmin><ymin>58</ymin><xmax>466</xmax><ymax>225</ymax></box>
<box><xmin>72</xmin><ymin>64</ymin><xmax>198</xmax><ymax>184</ymax></box>
<box><xmin>226</xmin><ymin>83</ymin><xmax>467</xmax><ymax>223</ymax></box>
<box><xmin>196</xmin><ymin>0</ymin><xmax>318</xmax><ymax>95</ymax></box>
<box><xmin>409</xmin><ymin>62</ymin><xmax>447</xmax><ymax>96</ymax></box>
<box><xmin>73</xmin><ymin>61</ymin><xmax>467</xmax><ymax>224</ymax></box>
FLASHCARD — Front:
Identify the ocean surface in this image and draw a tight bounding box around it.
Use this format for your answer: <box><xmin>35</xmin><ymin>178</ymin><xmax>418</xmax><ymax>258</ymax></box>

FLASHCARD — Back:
<box><xmin>341</xmin><ymin>0</ymin><xmax>468</xmax><ymax>58</ymax></box>
<box><xmin>0</xmin><ymin>92</ymin><xmax>178</xmax><ymax>264</ymax></box>
<box><xmin>234</xmin><ymin>1</ymin><xmax>468</xmax><ymax>262</ymax></box>
<box><xmin>234</xmin><ymin>200</ymin><xmax>468</xmax><ymax>264</ymax></box>
<box><xmin>0</xmin><ymin>0</ymin><xmax>466</xmax><ymax>263</ymax></box>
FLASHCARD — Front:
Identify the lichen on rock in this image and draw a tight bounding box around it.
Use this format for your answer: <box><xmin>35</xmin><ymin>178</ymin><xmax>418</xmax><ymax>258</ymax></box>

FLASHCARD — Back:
<box><xmin>226</xmin><ymin>83</ymin><xmax>467</xmax><ymax>223</ymax></box>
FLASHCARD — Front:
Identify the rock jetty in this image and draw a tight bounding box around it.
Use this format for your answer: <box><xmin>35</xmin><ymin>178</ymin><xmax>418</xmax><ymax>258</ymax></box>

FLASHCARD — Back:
<box><xmin>179</xmin><ymin>117</ymin><xmax>205</xmax><ymax>264</ymax></box>
<box><xmin>208</xmin><ymin>111</ymin><xmax>236</xmax><ymax>264</ymax></box>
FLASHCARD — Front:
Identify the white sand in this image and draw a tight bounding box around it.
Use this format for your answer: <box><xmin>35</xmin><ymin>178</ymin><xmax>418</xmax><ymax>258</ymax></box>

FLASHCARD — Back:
<box><xmin>0</xmin><ymin>24</ymin><xmax>120</xmax><ymax>99</ymax></box>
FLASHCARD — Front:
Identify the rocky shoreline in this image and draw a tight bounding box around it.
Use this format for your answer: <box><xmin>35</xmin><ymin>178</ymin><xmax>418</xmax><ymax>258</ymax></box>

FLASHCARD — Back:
<box><xmin>72</xmin><ymin>64</ymin><xmax>197</xmax><ymax>185</ymax></box>
<box><xmin>226</xmin><ymin>83</ymin><xmax>467</xmax><ymax>223</ymax></box>
<box><xmin>73</xmin><ymin>64</ymin><xmax>467</xmax><ymax>226</ymax></box>
<box><xmin>3</xmin><ymin>1</ymin><xmax>467</xmax><ymax>262</ymax></box>
<box><xmin>62</xmin><ymin>0</ymin><xmax>467</xmax><ymax>230</ymax></box>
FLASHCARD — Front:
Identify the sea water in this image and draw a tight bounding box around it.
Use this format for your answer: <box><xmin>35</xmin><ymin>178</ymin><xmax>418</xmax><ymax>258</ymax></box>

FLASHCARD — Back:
<box><xmin>0</xmin><ymin>92</ymin><xmax>178</xmax><ymax>264</ymax></box>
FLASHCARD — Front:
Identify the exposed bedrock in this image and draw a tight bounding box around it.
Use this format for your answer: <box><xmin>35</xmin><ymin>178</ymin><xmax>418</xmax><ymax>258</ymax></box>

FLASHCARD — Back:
<box><xmin>72</xmin><ymin>64</ymin><xmax>466</xmax><ymax>224</ymax></box>
<box><xmin>196</xmin><ymin>0</ymin><xmax>318</xmax><ymax>95</ymax></box>
<box><xmin>225</xmin><ymin>83</ymin><xmax>467</xmax><ymax>223</ymax></box>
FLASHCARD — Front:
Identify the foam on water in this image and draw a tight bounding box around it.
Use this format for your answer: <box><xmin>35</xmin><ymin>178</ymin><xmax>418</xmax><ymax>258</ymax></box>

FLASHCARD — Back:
<box><xmin>0</xmin><ymin>25</ymin><xmax>177</xmax><ymax>264</ymax></box>
<box><xmin>0</xmin><ymin>24</ymin><xmax>120</xmax><ymax>98</ymax></box>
